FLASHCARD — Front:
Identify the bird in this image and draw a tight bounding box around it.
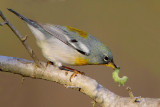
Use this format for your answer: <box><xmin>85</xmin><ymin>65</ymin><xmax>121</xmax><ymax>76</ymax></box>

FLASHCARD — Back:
<box><xmin>8</xmin><ymin>8</ymin><xmax>118</xmax><ymax>81</ymax></box>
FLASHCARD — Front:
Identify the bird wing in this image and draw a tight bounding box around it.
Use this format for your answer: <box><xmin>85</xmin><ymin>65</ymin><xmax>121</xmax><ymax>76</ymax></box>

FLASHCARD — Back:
<box><xmin>8</xmin><ymin>8</ymin><xmax>91</xmax><ymax>56</ymax></box>
<box><xmin>39</xmin><ymin>24</ymin><xmax>91</xmax><ymax>56</ymax></box>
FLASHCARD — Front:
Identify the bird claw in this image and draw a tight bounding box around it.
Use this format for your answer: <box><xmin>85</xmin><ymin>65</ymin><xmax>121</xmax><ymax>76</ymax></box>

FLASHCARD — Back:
<box><xmin>69</xmin><ymin>70</ymin><xmax>85</xmax><ymax>82</ymax></box>
<box><xmin>60</xmin><ymin>66</ymin><xmax>85</xmax><ymax>82</ymax></box>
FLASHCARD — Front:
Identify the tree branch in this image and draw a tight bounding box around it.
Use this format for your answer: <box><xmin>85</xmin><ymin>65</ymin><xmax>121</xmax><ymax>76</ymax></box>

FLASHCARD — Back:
<box><xmin>0</xmin><ymin>10</ymin><xmax>160</xmax><ymax>107</ymax></box>
<box><xmin>0</xmin><ymin>10</ymin><xmax>41</xmax><ymax>67</ymax></box>
<box><xmin>0</xmin><ymin>56</ymin><xmax>159</xmax><ymax>107</ymax></box>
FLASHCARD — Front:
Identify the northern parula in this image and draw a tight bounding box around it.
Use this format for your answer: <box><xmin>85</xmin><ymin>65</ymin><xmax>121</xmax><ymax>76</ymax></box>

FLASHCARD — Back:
<box><xmin>8</xmin><ymin>9</ymin><xmax>118</xmax><ymax>78</ymax></box>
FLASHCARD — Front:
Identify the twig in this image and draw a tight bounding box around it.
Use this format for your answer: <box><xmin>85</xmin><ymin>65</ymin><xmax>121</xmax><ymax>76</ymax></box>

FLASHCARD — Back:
<box><xmin>126</xmin><ymin>87</ymin><xmax>141</xmax><ymax>103</ymax></box>
<box><xmin>0</xmin><ymin>10</ymin><xmax>42</xmax><ymax>67</ymax></box>
<box><xmin>0</xmin><ymin>56</ymin><xmax>160</xmax><ymax>107</ymax></box>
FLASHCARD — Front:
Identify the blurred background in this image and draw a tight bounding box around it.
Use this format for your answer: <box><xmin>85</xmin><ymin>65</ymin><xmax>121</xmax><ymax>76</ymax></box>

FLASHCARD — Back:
<box><xmin>0</xmin><ymin>0</ymin><xmax>160</xmax><ymax>107</ymax></box>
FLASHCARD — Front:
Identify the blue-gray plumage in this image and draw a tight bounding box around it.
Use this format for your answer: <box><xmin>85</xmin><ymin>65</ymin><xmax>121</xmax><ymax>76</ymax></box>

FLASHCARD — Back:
<box><xmin>8</xmin><ymin>8</ymin><xmax>117</xmax><ymax>69</ymax></box>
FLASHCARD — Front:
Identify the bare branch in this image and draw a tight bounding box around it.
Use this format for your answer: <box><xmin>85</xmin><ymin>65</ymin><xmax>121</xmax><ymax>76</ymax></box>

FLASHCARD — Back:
<box><xmin>0</xmin><ymin>56</ymin><xmax>159</xmax><ymax>107</ymax></box>
<box><xmin>0</xmin><ymin>10</ymin><xmax>160</xmax><ymax>107</ymax></box>
<box><xmin>0</xmin><ymin>10</ymin><xmax>42</xmax><ymax>67</ymax></box>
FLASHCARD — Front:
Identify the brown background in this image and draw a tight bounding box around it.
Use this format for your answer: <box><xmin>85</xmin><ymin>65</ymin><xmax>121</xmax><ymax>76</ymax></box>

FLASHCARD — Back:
<box><xmin>0</xmin><ymin>0</ymin><xmax>160</xmax><ymax>107</ymax></box>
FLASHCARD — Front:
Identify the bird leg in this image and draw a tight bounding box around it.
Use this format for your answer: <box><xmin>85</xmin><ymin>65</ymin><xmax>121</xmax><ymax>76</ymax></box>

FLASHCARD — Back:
<box><xmin>46</xmin><ymin>63</ymin><xmax>85</xmax><ymax>82</ymax></box>
<box><xmin>69</xmin><ymin>70</ymin><xmax>83</xmax><ymax>82</ymax></box>
<box><xmin>61</xmin><ymin>66</ymin><xmax>85</xmax><ymax>82</ymax></box>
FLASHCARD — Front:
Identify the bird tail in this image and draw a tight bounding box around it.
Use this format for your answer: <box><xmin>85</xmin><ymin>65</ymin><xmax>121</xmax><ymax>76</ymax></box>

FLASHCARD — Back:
<box><xmin>8</xmin><ymin>8</ymin><xmax>40</xmax><ymax>29</ymax></box>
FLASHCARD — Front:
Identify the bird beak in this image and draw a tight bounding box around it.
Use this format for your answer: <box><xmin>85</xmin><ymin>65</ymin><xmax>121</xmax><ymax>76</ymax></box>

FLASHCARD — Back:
<box><xmin>106</xmin><ymin>61</ymin><xmax>117</xmax><ymax>70</ymax></box>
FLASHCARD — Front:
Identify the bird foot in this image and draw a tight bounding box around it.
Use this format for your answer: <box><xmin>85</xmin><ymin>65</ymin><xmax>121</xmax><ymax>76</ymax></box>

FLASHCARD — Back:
<box><xmin>60</xmin><ymin>66</ymin><xmax>85</xmax><ymax>82</ymax></box>
<box><xmin>69</xmin><ymin>70</ymin><xmax>85</xmax><ymax>82</ymax></box>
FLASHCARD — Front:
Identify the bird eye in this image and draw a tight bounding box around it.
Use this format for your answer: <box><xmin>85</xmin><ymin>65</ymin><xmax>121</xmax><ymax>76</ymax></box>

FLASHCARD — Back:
<box><xmin>104</xmin><ymin>56</ymin><xmax>108</xmax><ymax>61</ymax></box>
